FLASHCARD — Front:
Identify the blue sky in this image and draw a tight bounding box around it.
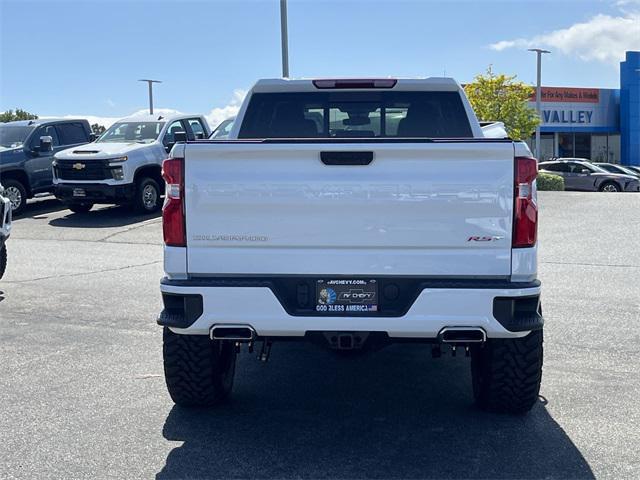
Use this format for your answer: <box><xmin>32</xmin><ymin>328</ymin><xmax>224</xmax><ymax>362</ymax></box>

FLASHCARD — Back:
<box><xmin>1</xmin><ymin>0</ymin><xmax>638</xmax><ymax>127</ymax></box>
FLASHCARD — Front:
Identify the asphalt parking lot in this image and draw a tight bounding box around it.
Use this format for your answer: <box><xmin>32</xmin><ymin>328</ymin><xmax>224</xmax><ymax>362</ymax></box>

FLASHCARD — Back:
<box><xmin>1</xmin><ymin>192</ymin><xmax>639</xmax><ymax>479</ymax></box>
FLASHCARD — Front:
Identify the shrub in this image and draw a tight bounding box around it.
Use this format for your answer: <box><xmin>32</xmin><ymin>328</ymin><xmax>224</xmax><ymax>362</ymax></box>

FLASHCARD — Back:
<box><xmin>537</xmin><ymin>172</ymin><xmax>565</xmax><ymax>191</ymax></box>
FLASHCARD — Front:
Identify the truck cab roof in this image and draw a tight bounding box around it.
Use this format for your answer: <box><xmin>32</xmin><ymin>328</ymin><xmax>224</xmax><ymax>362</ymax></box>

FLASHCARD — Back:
<box><xmin>118</xmin><ymin>113</ymin><xmax>204</xmax><ymax>123</ymax></box>
<box><xmin>251</xmin><ymin>77</ymin><xmax>463</xmax><ymax>93</ymax></box>
<box><xmin>0</xmin><ymin>118</ymin><xmax>88</xmax><ymax>127</ymax></box>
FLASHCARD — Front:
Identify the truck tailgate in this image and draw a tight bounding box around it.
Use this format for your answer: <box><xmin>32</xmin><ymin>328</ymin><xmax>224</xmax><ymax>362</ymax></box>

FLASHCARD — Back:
<box><xmin>183</xmin><ymin>141</ymin><xmax>514</xmax><ymax>277</ymax></box>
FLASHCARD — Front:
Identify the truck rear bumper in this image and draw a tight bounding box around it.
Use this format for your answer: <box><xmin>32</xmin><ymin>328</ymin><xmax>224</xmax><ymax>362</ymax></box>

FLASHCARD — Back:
<box><xmin>159</xmin><ymin>277</ymin><xmax>542</xmax><ymax>339</ymax></box>
<box><xmin>55</xmin><ymin>183</ymin><xmax>135</xmax><ymax>204</ymax></box>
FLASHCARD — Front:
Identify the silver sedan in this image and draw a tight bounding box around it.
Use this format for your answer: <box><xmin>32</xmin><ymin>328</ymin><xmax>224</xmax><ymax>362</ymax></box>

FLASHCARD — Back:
<box><xmin>539</xmin><ymin>159</ymin><xmax>640</xmax><ymax>192</ymax></box>
<box><xmin>593</xmin><ymin>162</ymin><xmax>640</xmax><ymax>179</ymax></box>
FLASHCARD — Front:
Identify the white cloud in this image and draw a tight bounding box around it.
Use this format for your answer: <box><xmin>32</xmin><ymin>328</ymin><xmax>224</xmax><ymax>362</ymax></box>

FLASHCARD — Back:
<box><xmin>616</xmin><ymin>0</ymin><xmax>640</xmax><ymax>10</ymax></box>
<box><xmin>40</xmin><ymin>114</ymin><xmax>121</xmax><ymax>128</ymax></box>
<box><xmin>41</xmin><ymin>108</ymin><xmax>183</xmax><ymax>129</ymax></box>
<box><xmin>204</xmin><ymin>89</ymin><xmax>247</xmax><ymax>130</ymax></box>
<box><xmin>127</xmin><ymin>108</ymin><xmax>183</xmax><ymax>119</ymax></box>
<box><xmin>40</xmin><ymin>91</ymin><xmax>247</xmax><ymax>131</ymax></box>
<box><xmin>489</xmin><ymin>11</ymin><xmax>640</xmax><ymax>65</ymax></box>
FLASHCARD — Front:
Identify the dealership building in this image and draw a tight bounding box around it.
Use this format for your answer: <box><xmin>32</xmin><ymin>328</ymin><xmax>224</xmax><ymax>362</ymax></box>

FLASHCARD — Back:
<box><xmin>525</xmin><ymin>51</ymin><xmax>639</xmax><ymax>165</ymax></box>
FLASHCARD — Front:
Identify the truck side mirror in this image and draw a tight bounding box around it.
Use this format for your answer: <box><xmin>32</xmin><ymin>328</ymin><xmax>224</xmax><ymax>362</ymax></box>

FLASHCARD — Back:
<box><xmin>39</xmin><ymin>136</ymin><xmax>53</xmax><ymax>153</ymax></box>
<box><xmin>89</xmin><ymin>133</ymin><xmax>98</xmax><ymax>142</ymax></box>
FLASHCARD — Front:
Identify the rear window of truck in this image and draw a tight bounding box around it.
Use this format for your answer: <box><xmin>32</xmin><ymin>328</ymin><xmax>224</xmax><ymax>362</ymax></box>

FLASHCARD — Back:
<box><xmin>239</xmin><ymin>91</ymin><xmax>473</xmax><ymax>138</ymax></box>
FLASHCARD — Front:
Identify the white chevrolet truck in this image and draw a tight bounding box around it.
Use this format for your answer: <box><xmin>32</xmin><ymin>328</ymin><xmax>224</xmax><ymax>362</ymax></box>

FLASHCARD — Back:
<box><xmin>159</xmin><ymin>78</ymin><xmax>543</xmax><ymax>413</ymax></box>
<box><xmin>53</xmin><ymin>114</ymin><xmax>210</xmax><ymax>213</ymax></box>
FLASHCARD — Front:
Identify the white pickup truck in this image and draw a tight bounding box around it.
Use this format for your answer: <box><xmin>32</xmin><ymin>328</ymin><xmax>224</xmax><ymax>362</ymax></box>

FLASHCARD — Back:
<box><xmin>159</xmin><ymin>78</ymin><xmax>544</xmax><ymax>414</ymax></box>
<box><xmin>53</xmin><ymin>113</ymin><xmax>210</xmax><ymax>213</ymax></box>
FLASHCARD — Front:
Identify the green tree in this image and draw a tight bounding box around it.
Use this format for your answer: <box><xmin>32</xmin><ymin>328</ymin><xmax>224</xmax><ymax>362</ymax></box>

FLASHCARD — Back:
<box><xmin>0</xmin><ymin>108</ymin><xmax>38</xmax><ymax>122</ymax></box>
<box><xmin>91</xmin><ymin>123</ymin><xmax>106</xmax><ymax>134</ymax></box>
<box><xmin>464</xmin><ymin>67</ymin><xmax>539</xmax><ymax>140</ymax></box>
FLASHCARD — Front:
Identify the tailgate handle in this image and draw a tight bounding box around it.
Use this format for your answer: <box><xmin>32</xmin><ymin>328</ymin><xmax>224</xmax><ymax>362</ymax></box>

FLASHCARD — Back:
<box><xmin>320</xmin><ymin>151</ymin><xmax>373</xmax><ymax>166</ymax></box>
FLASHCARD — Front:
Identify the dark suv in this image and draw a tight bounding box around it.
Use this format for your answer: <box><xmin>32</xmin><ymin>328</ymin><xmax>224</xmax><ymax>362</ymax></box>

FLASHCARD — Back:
<box><xmin>0</xmin><ymin>119</ymin><xmax>94</xmax><ymax>214</ymax></box>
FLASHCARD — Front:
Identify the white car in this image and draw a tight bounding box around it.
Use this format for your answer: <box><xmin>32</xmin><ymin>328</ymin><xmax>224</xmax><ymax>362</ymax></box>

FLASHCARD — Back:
<box><xmin>159</xmin><ymin>78</ymin><xmax>543</xmax><ymax>414</ymax></box>
<box><xmin>52</xmin><ymin>113</ymin><xmax>210</xmax><ymax>213</ymax></box>
<box><xmin>0</xmin><ymin>182</ymin><xmax>11</xmax><ymax>278</ymax></box>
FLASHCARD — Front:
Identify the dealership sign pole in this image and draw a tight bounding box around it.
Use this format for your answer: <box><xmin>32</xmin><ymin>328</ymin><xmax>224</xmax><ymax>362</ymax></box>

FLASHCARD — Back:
<box><xmin>528</xmin><ymin>49</ymin><xmax>550</xmax><ymax>160</ymax></box>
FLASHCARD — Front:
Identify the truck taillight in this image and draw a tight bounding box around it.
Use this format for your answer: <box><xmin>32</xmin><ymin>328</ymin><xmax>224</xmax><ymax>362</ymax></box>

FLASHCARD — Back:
<box><xmin>513</xmin><ymin>156</ymin><xmax>538</xmax><ymax>248</ymax></box>
<box><xmin>162</xmin><ymin>157</ymin><xmax>185</xmax><ymax>247</ymax></box>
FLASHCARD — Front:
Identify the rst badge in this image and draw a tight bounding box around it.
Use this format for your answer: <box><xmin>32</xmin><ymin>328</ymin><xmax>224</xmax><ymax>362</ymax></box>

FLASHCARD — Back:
<box><xmin>467</xmin><ymin>236</ymin><xmax>504</xmax><ymax>242</ymax></box>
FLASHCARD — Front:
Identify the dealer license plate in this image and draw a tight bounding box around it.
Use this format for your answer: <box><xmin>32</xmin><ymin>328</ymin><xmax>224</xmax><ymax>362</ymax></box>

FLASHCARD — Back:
<box><xmin>316</xmin><ymin>279</ymin><xmax>378</xmax><ymax>314</ymax></box>
<box><xmin>72</xmin><ymin>188</ymin><xmax>86</xmax><ymax>197</ymax></box>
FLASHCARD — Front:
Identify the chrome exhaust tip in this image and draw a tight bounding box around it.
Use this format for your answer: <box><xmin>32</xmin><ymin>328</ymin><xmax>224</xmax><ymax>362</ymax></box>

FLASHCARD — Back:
<box><xmin>438</xmin><ymin>327</ymin><xmax>486</xmax><ymax>343</ymax></box>
<box><xmin>210</xmin><ymin>325</ymin><xmax>256</xmax><ymax>341</ymax></box>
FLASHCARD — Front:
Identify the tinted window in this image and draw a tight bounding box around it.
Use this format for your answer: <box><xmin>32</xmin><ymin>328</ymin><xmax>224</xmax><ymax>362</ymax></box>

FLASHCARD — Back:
<box><xmin>597</xmin><ymin>164</ymin><xmax>616</xmax><ymax>173</ymax></box>
<box><xmin>619</xmin><ymin>166</ymin><xmax>640</xmax><ymax>176</ymax></box>
<box><xmin>600</xmin><ymin>164</ymin><xmax>636</xmax><ymax>176</ymax></box>
<box><xmin>0</xmin><ymin>126</ymin><xmax>34</xmax><ymax>148</ymax></box>
<box><xmin>568</xmin><ymin>163</ymin><xmax>594</xmax><ymax>173</ymax></box>
<box><xmin>329</xmin><ymin>103</ymin><xmax>380</xmax><ymax>137</ymax></box>
<box><xmin>163</xmin><ymin>120</ymin><xmax>186</xmax><ymax>147</ymax></box>
<box><xmin>30</xmin><ymin>125</ymin><xmax>60</xmax><ymax>148</ymax></box>
<box><xmin>57</xmin><ymin>122</ymin><xmax>87</xmax><ymax>145</ymax></box>
<box><xmin>541</xmin><ymin>163</ymin><xmax>568</xmax><ymax>173</ymax></box>
<box><xmin>187</xmin><ymin>118</ymin><xmax>206</xmax><ymax>139</ymax></box>
<box><xmin>239</xmin><ymin>91</ymin><xmax>472</xmax><ymax>138</ymax></box>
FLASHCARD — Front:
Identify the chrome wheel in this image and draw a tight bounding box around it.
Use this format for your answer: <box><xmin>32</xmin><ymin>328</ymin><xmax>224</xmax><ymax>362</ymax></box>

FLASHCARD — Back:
<box><xmin>602</xmin><ymin>183</ymin><xmax>619</xmax><ymax>192</ymax></box>
<box><xmin>142</xmin><ymin>183</ymin><xmax>158</xmax><ymax>210</ymax></box>
<box><xmin>4</xmin><ymin>186</ymin><xmax>23</xmax><ymax>211</ymax></box>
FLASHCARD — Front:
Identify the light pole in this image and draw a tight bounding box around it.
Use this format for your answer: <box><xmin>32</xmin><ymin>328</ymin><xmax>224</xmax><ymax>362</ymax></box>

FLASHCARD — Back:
<box><xmin>138</xmin><ymin>79</ymin><xmax>162</xmax><ymax>115</ymax></box>
<box><xmin>280</xmin><ymin>0</ymin><xmax>289</xmax><ymax>78</ymax></box>
<box><xmin>528</xmin><ymin>49</ymin><xmax>550</xmax><ymax>159</ymax></box>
